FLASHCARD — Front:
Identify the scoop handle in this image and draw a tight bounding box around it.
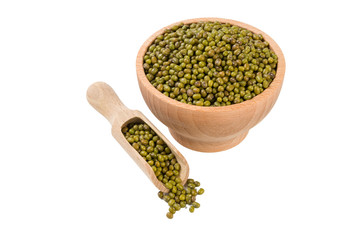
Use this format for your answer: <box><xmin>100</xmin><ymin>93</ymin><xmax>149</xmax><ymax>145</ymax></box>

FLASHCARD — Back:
<box><xmin>86</xmin><ymin>82</ymin><xmax>131</xmax><ymax>125</ymax></box>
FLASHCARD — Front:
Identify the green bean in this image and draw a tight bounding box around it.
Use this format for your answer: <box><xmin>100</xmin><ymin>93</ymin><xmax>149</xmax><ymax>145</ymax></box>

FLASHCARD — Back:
<box><xmin>122</xmin><ymin>122</ymin><xmax>204</xmax><ymax>219</ymax></box>
<box><xmin>143</xmin><ymin>21</ymin><xmax>278</xmax><ymax>106</ymax></box>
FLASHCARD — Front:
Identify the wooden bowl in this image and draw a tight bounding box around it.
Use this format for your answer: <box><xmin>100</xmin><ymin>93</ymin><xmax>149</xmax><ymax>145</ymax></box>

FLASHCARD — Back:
<box><xmin>136</xmin><ymin>18</ymin><xmax>285</xmax><ymax>152</ymax></box>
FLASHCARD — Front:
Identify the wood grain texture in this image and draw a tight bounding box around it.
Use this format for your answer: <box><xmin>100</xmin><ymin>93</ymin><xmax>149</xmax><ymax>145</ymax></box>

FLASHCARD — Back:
<box><xmin>136</xmin><ymin>17</ymin><xmax>286</xmax><ymax>152</ymax></box>
<box><xmin>87</xmin><ymin>82</ymin><xmax>189</xmax><ymax>193</ymax></box>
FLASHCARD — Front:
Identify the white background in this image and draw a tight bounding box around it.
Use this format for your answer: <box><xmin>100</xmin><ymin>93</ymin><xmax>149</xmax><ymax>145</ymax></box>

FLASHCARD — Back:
<box><xmin>1</xmin><ymin>0</ymin><xmax>358</xmax><ymax>239</ymax></box>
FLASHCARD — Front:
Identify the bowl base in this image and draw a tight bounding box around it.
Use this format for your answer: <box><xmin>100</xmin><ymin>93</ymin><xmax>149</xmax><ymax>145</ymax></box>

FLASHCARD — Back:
<box><xmin>168</xmin><ymin>129</ymin><xmax>249</xmax><ymax>152</ymax></box>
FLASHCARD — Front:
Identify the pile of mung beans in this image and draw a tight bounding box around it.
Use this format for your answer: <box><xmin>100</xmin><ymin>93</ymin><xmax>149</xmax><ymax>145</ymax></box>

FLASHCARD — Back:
<box><xmin>143</xmin><ymin>21</ymin><xmax>278</xmax><ymax>106</ymax></box>
<box><xmin>122</xmin><ymin>122</ymin><xmax>204</xmax><ymax>219</ymax></box>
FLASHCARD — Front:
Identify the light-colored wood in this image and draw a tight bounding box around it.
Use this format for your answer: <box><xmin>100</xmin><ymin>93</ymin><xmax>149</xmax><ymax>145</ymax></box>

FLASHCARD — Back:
<box><xmin>87</xmin><ymin>82</ymin><xmax>189</xmax><ymax>192</ymax></box>
<box><xmin>136</xmin><ymin>17</ymin><xmax>286</xmax><ymax>152</ymax></box>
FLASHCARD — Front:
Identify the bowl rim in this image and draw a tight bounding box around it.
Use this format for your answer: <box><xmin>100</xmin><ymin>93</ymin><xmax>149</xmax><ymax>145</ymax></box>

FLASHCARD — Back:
<box><xmin>136</xmin><ymin>17</ymin><xmax>285</xmax><ymax>113</ymax></box>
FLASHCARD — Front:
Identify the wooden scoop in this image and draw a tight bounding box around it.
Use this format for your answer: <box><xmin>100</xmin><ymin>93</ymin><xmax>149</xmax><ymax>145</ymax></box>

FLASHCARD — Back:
<box><xmin>86</xmin><ymin>82</ymin><xmax>189</xmax><ymax>193</ymax></box>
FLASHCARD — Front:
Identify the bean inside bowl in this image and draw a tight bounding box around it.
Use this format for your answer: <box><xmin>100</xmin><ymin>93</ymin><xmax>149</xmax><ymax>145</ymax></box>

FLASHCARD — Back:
<box><xmin>142</xmin><ymin>21</ymin><xmax>278</xmax><ymax>107</ymax></box>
